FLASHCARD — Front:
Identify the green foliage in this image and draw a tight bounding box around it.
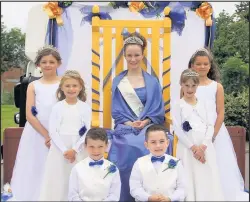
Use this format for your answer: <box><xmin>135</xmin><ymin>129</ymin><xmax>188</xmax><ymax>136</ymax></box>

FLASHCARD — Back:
<box><xmin>1</xmin><ymin>91</ymin><xmax>15</xmax><ymax>105</ymax></box>
<box><xmin>221</xmin><ymin>56</ymin><xmax>249</xmax><ymax>95</ymax></box>
<box><xmin>213</xmin><ymin>6</ymin><xmax>249</xmax><ymax>66</ymax></box>
<box><xmin>1</xmin><ymin>105</ymin><xmax>19</xmax><ymax>141</ymax></box>
<box><xmin>1</xmin><ymin>15</ymin><xmax>28</xmax><ymax>73</ymax></box>
<box><xmin>224</xmin><ymin>88</ymin><xmax>249</xmax><ymax>137</ymax></box>
<box><xmin>235</xmin><ymin>2</ymin><xmax>249</xmax><ymax>22</ymax></box>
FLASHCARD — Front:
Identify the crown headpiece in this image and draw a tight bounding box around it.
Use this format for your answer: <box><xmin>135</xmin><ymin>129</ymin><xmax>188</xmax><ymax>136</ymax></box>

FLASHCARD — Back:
<box><xmin>124</xmin><ymin>36</ymin><xmax>143</xmax><ymax>46</ymax></box>
<box><xmin>64</xmin><ymin>70</ymin><xmax>81</xmax><ymax>76</ymax></box>
<box><xmin>191</xmin><ymin>48</ymin><xmax>210</xmax><ymax>60</ymax></box>
<box><xmin>183</xmin><ymin>71</ymin><xmax>199</xmax><ymax>77</ymax></box>
<box><xmin>37</xmin><ymin>44</ymin><xmax>59</xmax><ymax>55</ymax></box>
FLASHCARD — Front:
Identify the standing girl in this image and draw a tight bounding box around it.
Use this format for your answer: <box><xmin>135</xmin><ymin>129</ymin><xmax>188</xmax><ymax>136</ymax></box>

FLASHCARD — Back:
<box><xmin>189</xmin><ymin>48</ymin><xmax>249</xmax><ymax>201</ymax></box>
<box><xmin>172</xmin><ymin>69</ymin><xmax>224</xmax><ymax>201</ymax></box>
<box><xmin>10</xmin><ymin>45</ymin><xmax>61</xmax><ymax>201</ymax></box>
<box><xmin>39</xmin><ymin>70</ymin><xmax>91</xmax><ymax>201</ymax></box>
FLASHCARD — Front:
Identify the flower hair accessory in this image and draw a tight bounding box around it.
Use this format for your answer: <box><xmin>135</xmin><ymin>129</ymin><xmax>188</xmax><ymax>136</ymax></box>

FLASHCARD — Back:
<box><xmin>103</xmin><ymin>164</ymin><xmax>117</xmax><ymax>179</ymax></box>
<box><xmin>182</xmin><ymin>121</ymin><xmax>192</xmax><ymax>132</ymax></box>
<box><xmin>124</xmin><ymin>36</ymin><xmax>143</xmax><ymax>46</ymax></box>
<box><xmin>162</xmin><ymin>159</ymin><xmax>180</xmax><ymax>172</ymax></box>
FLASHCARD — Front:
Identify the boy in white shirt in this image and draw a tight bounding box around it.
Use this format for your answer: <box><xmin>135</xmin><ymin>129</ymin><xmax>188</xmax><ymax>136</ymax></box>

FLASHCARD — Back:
<box><xmin>130</xmin><ymin>124</ymin><xmax>186</xmax><ymax>201</ymax></box>
<box><xmin>68</xmin><ymin>128</ymin><xmax>121</xmax><ymax>201</ymax></box>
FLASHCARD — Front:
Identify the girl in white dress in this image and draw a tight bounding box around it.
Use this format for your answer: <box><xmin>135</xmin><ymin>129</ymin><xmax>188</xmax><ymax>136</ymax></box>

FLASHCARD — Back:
<box><xmin>188</xmin><ymin>48</ymin><xmax>249</xmax><ymax>201</ymax></box>
<box><xmin>10</xmin><ymin>45</ymin><xmax>61</xmax><ymax>201</ymax></box>
<box><xmin>39</xmin><ymin>70</ymin><xmax>91</xmax><ymax>201</ymax></box>
<box><xmin>172</xmin><ymin>69</ymin><xmax>224</xmax><ymax>201</ymax></box>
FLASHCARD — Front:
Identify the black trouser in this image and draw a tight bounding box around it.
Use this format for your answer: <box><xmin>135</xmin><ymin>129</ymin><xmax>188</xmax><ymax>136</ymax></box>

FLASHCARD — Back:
<box><xmin>1</xmin><ymin>145</ymin><xmax>3</xmax><ymax>160</ymax></box>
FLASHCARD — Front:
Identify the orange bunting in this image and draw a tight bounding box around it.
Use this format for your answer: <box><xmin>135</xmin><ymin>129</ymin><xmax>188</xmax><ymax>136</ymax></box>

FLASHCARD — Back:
<box><xmin>128</xmin><ymin>2</ymin><xmax>146</xmax><ymax>13</ymax></box>
<box><xmin>43</xmin><ymin>2</ymin><xmax>64</xmax><ymax>26</ymax></box>
<box><xmin>196</xmin><ymin>2</ymin><xmax>213</xmax><ymax>26</ymax></box>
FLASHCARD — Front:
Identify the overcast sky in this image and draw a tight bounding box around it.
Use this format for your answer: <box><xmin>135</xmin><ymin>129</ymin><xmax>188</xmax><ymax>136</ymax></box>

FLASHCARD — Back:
<box><xmin>1</xmin><ymin>2</ymin><xmax>239</xmax><ymax>32</ymax></box>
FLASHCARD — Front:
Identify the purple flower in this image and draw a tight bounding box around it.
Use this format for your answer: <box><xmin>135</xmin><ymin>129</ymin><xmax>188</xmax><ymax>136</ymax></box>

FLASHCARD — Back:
<box><xmin>1</xmin><ymin>192</ymin><xmax>13</xmax><ymax>201</ymax></box>
<box><xmin>103</xmin><ymin>164</ymin><xmax>117</xmax><ymax>179</ymax></box>
<box><xmin>31</xmin><ymin>106</ymin><xmax>38</xmax><ymax>116</ymax></box>
<box><xmin>79</xmin><ymin>125</ymin><xmax>87</xmax><ymax>137</ymax></box>
<box><xmin>182</xmin><ymin>121</ymin><xmax>192</xmax><ymax>132</ymax></box>
<box><xmin>162</xmin><ymin>159</ymin><xmax>179</xmax><ymax>172</ymax></box>
<box><xmin>109</xmin><ymin>164</ymin><xmax>117</xmax><ymax>173</ymax></box>
<box><xmin>168</xmin><ymin>159</ymin><xmax>177</xmax><ymax>168</ymax></box>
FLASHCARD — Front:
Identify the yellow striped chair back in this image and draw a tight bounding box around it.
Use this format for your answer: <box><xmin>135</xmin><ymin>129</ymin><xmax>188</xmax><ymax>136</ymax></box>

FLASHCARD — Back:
<box><xmin>91</xmin><ymin>5</ymin><xmax>177</xmax><ymax>156</ymax></box>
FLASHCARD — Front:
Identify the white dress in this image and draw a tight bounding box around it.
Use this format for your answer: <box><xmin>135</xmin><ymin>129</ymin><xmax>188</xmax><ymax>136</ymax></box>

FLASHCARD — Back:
<box><xmin>10</xmin><ymin>80</ymin><xmax>59</xmax><ymax>201</ymax></box>
<box><xmin>39</xmin><ymin>99</ymin><xmax>90</xmax><ymax>201</ymax></box>
<box><xmin>172</xmin><ymin>98</ymin><xmax>224</xmax><ymax>201</ymax></box>
<box><xmin>196</xmin><ymin>81</ymin><xmax>249</xmax><ymax>201</ymax></box>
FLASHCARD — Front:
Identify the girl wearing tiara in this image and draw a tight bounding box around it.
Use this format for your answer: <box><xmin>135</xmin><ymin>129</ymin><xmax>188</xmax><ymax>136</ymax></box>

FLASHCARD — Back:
<box><xmin>188</xmin><ymin>48</ymin><xmax>249</xmax><ymax>201</ymax></box>
<box><xmin>39</xmin><ymin>70</ymin><xmax>91</xmax><ymax>201</ymax></box>
<box><xmin>107</xmin><ymin>32</ymin><xmax>167</xmax><ymax>201</ymax></box>
<box><xmin>10</xmin><ymin>45</ymin><xmax>61</xmax><ymax>201</ymax></box>
<box><xmin>172</xmin><ymin>69</ymin><xmax>224</xmax><ymax>201</ymax></box>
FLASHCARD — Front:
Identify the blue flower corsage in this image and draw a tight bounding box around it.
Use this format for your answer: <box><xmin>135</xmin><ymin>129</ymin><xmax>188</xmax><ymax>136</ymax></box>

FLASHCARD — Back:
<box><xmin>162</xmin><ymin>159</ymin><xmax>180</xmax><ymax>172</ymax></box>
<box><xmin>103</xmin><ymin>164</ymin><xmax>117</xmax><ymax>179</ymax></box>
<box><xmin>1</xmin><ymin>183</ymin><xmax>13</xmax><ymax>202</ymax></box>
<box><xmin>79</xmin><ymin>125</ymin><xmax>87</xmax><ymax>137</ymax></box>
<box><xmin>31</xmin><ymin>106</ymin><xmax>38</xmax><ymax>116</ymax></box>
<box><xmin>182</xmin><ymin>121</ymin><xmax>192</xmax><ymax>132</ymax></box>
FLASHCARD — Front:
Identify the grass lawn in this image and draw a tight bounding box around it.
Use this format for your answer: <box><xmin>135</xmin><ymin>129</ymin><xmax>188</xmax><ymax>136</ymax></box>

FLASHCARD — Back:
<box><xmin>1</xmin><ymin>105</ymin><xmax>19</xmax><ymax>141</ymax></box>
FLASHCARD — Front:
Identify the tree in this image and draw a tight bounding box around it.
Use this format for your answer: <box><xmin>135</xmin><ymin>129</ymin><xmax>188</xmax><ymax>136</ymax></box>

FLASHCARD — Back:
<box><xmin>235</xmin><ymin>2</ymin><xmax>249</xmax><ymax>22</ymax></box>
<box><xmin>221</xmin><ymin>55</ymin><xmax>249</xmax><ymax>95</ymax></box>
<box><xmin>1</xmin><ymin>16</ymin><xmax>28</xmax><ymax>73</ymax></box>
<box><xmin>213</xmin><ymin>11</ymin><xmax>236</xmax><ymax>66</ymax></box>
<box><xmin>213</xmin><ymin>8</ymin><xmax>249</xmax><ymax>67</ymax></box>
<box><xmin>224</xmin><ymin>88</ymin><xmax>249</xmax><ymax>138</ymax></box>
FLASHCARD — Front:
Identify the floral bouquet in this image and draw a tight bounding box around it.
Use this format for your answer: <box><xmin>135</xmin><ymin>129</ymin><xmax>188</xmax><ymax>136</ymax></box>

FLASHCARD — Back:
<box><xmin>1</xmin><ymin>183</ymin><xmax>16</xmax><ymax>201</ymax></box>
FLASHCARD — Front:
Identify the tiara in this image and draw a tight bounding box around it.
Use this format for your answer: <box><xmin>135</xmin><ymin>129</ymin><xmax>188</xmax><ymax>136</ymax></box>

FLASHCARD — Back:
<box><xmin>124</xmin><ymin>36</ymin><xmax>143</xmax><ymax>46</ymax></box>
<box><xmin>37</xmin><ymin>44</ymin><xmax>59</xmax><ymax>55</ymax></box>
<box><xmin>191</xmin><ymin>48</ymin><xmax>210</xmax><ymax>58</ymax></box>
<box><xmin>183</xmin><ymin>71</ymin><xmax>199</xmax><ymax>77</ymax></box>
<box><xmin>64</xmin><ymin>70</ymin><xmax>81</xmax><ymax>76</ymax></box>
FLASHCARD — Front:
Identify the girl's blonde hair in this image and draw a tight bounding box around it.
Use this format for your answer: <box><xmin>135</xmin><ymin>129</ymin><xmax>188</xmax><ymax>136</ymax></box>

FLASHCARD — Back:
<box><xmin>180</xmin><ymin>69</ymin><xmax>200</xmax><ymax>85</ymax></box>
<box><xmin>56</xmin><ymin>70</ymin><xmax>86</xmax><ymax>101</ymax></box>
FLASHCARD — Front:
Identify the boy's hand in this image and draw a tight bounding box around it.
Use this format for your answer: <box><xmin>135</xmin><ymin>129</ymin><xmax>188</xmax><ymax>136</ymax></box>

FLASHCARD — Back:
<box><xmin>159</xmin><ymin>196</ymin><xmax>171</xmax><ymax>202</ymax></box>
<box><xmin>148</xmin><ymin>194</ymin><xmax>163</xmax><ymax>201</ymax></box>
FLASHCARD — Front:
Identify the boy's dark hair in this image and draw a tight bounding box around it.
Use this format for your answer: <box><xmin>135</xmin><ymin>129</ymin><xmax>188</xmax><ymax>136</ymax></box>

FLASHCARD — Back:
<box><xmin>84</xmin><ymin>128</ymin><xmax>108</xmax><ymax>145</ymax></box>
<box><xmin>145</xmin><ymin>124</ymin><xmax>169</xmax><ymax>141</ymax></box>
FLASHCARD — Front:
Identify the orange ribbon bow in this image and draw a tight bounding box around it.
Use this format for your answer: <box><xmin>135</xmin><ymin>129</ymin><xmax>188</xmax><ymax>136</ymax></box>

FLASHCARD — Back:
<box><xmin>43</xmin><ymin>2</ymin><xmax>64</xmax><ymax>26</ymax></box>
<box><xmin>196</xmin><ymin>2</ymin><xmax>213</xmax><ymax>26</ymax></box>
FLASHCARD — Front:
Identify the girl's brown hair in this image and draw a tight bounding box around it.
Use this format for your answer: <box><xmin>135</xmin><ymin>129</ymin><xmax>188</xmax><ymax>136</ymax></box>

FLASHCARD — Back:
<box><xmin>56</xmin><ymin>70</ymin><xmax>86</xmax><ymax>102</ymax></box>
<box><xmin>34</xmin><ymin>45</ymin><xmax>62</xmax><ymax>66</ymax></box>
<box><xmin>123</xmin><ymin>32</ymin><xmax>147</xmax><ymax>54</ymax></box>
<box><xmin>188</xmin><ymin>47</ymin><xmax>220</xmax><ymax>82</ymax></box>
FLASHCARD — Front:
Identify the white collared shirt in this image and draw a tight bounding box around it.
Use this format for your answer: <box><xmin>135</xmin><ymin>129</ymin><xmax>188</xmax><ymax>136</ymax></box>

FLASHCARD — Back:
<box><xmin>130</xmin><ymin>154</ymin><xmax>186</xmax><ymax>201</ymax></box>
<box><xmin>68</xmin><ymin>157</ymin><xmax>121</xmax><ymax>201</ymax></box>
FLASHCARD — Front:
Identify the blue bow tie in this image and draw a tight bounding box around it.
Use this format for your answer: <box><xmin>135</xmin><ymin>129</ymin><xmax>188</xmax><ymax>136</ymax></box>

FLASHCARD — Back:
<box><xmin>89</xmin><ymin>160</ymin><xmax>104</xmax><ymax>167</ymax></box>
<box><xmin>151</xmin><ymin>156</ymin><xmax>165</xmax><ymax>163</ymax></box>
